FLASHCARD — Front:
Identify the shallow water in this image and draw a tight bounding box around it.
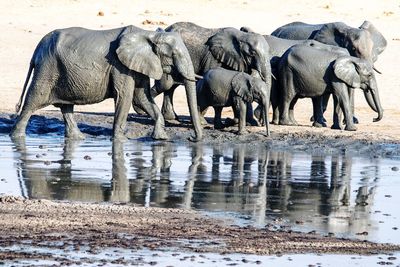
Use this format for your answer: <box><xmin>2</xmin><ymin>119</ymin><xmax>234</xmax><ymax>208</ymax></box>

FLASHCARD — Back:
<box><xmin>1</xmin><ymin>134</ymin><xmax>400</xmax><ymax>246</ymax></box>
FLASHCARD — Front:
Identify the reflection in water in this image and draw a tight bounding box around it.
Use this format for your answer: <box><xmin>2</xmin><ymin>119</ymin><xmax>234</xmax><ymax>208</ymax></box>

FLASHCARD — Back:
<box><xmin>9</xmin><ymin>136</ymin><xmax>392</xmax><ymax>240</ymax></box>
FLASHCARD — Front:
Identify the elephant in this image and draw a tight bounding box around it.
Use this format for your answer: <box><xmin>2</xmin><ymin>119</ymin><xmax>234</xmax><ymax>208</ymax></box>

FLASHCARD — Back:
<box><xmin>132</xmin><ymin>22</ymin><xmax>272</xmax><ymax>126</ymax></box>
<box><xmin>196</xmin><ymin>68</ymin><xmax>270</xmax><ymax>136</ymax></box>
<box><xmin>278</xmin><ymin>44</ymin><xmax>383</xmax><ymax>131</ymax></box>
<box><xmin>271</xmin><ymin>21</ymin><xmax>387</xmax><ymax>65</ymax></box>
<box><xmin>10</xmin><ymin>25</ymin><xmax>203</xmax><ymax>141</ymax></box>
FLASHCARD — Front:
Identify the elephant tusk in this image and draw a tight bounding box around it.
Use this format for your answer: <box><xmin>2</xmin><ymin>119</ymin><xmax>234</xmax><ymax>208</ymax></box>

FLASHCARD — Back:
<box><xmin>271</xmin><ymin>73</ymin><xmax>277</xmax><ymax>80</ymax></box>
<box><xmin>373</xmin><ymin>66</ymin><xmax>382</xmax><ymax>74</ymax></box>
<box><xmin>195</xmin><ymin>74</ymin><xmax>204</xmax><ymax>80</ymax></box>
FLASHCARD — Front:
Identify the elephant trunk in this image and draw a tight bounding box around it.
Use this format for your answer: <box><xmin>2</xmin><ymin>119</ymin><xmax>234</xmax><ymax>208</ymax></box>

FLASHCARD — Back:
<box><xmin>363</xmin><ymin>78</ymin><xmax>383</xmax><ymax>122</ymax></box>
<box><xmin>184</xmin><ymin>79</ymin><xmax>203</xmax><ymax>141</ymax></box>
<box><xmin>371</xmin><ymin>90</ymin><xmax>383</xmax><ymax>122</ymax></box>
<box><xmin>262</xmin><ymin>97</ymin><xmax>270</xmax><ymax>136</ymax></box>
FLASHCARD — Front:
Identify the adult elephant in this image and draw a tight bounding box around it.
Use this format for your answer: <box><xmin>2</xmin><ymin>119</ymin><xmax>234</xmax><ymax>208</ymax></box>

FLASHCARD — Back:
<box><xmin>10</xmin><ymin>26</ymin><xmax>203</xmax><ymax>141</ymax></box>
<box><xmin>241</xmin><ymin>27</ymin><xmax>351</xmax><ymax>125</ymax></box>
<box><xmin>132</xmin><ymin>22</ymin><xmax>272</xmax><ymax>125</ymax></box>
<box><xmin>278</xmin><ymin>44</ymin><xmax>383</xmax><ymax>130</ymax></box>
<box><xmin>271</xmin><ymin>21</ymin><xmax>387</xmax><ymax>65</ymax></box>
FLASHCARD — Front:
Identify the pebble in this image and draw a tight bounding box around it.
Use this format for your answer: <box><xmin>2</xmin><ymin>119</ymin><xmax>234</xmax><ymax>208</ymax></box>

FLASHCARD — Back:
<box><xmin>84</xmin><ymin>155</ymin><xmax>92</xmax><ymax>160</ymax></box>
<box><xmin>98</xmin><ymin>11</ymin><xmax>104</xmax><ymax>16</ymax></box>
<box><xmin>391</xmin><ymin>167</ymin><xmax>399</xmax><ymax>171</ymax></box>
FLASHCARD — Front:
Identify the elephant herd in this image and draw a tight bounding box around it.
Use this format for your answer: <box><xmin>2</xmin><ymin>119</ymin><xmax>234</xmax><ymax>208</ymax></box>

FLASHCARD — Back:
<box><xmin>10</xmin><ymin>20</ymin><xmax>387</xmax><ymax>142</ymax></box>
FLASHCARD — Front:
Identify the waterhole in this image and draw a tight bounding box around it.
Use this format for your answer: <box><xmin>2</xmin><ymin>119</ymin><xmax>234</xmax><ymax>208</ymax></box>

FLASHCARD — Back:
<box><xmin>1</xmin><ymin>133</ymin><xmax>399</xmax><ymax>245</ymax></box>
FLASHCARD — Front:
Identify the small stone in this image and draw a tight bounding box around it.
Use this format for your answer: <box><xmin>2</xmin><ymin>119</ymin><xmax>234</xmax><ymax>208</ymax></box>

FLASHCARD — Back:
<box><xmin>391</xmin><ymin>167</ymin><xmax>399</xmax><ymax>171</ymax></box>
<box><xmin>97</xmin><ymin>11</ymin><xmax>104</xmax><ymax>16</ymax></box>
<box><xmin>84</xmin><ymin>155</ymin><xmax>92</xmax><ymax>160</ymax></box>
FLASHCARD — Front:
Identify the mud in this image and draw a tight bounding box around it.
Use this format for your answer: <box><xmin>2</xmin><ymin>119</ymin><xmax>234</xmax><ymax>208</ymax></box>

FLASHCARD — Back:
<box><xmin>0</xmin><ymin>196</ymin><xmax>399</xmax><ymax>262</ymax></box>
<box><xmin>1</xmin><ymin>111</ymin><xmax>399</xmax><ymax>157</ymax></box>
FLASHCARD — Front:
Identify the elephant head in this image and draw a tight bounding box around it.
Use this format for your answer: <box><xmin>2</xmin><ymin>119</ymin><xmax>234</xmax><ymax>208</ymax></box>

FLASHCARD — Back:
<box><xmin>313</xmin><ymin>22</ymin><xmax>386</xmax><ymax>66</ymax></box>
<box><xmin>206</xmin><ymin>28</ymin><xmax>272</xmax><ymax>85</ymax></box>
<box><xmin>333</xmin><ymin>56</ymin><xmax>383</xmax><ymax>122</ymax></box>
<box><xmin>116</xmin><ymin>30</ymin><xmax>202</xmax><ymax>141</ymax></box>
<box><xmin>231</xmin><ymin>73</ymin><xmax>270</xmax><ymax>136</ymax></box>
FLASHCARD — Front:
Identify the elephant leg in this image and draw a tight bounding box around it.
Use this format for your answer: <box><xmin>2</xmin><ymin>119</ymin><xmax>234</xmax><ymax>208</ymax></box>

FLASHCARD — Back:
<box><xmin>161</xmin><ymin>85</ymin><xmax>180</xmax><ymax>121</ymax></box>
<box><xmin>11</xmin><ymin>106</ymin><xmax>35</xmax><ymax>139</ymax></box>
<box><xmin>199</xmin><ymin>105</ymin><xmax>209</xmax><ymax>126</ymax></box>
<box><xmin>331</xmin><ymin>95</ymin><xmax>342</xmax><ymax>130</ymax></box>
<box><xmin>279</xmin><ymin>70</ymin><xmax>296</xmax><ymax>126</ymax></box>
<box><xmin>288</xmin><ymin>96</ymin><xmax>299</xmax><ymax>125</ymax></box>
<box><xmin>213</xmin><ymin>106</ymin><xmax>224</xmax><ymax>129</ymax></box>
<box><xmin>348</xmin><ymin>88</ymin><xmax>359</xmax><ymax>124</ymax></box>
<box><xmin>113</xmin><ymin>81</ymin><xmax>135</xmax><ymax>141</ymax></box>
<box><xmin>253</xmin><ymin>105</ymin><xmax>264</xmax><ymax>126</ymax></box>
<box><xmin>237</xmin><ymin>100</ymin><xmax>247</xmax><ymax>135</ymax></box>
<box><xmin>245</xmin><ymin>103</ymin><xmax>259</xmax><ymax>126</ymax></box>
<box><xmin>312</xmin><ymin>96</ymin><xmax>327</xmax><ymax>128</ymax></box>
<box><xmin>60</xmin><ymin>104</ymin><xmax>85</xmax><ymax>140</ymax></box>
<box><xmin>134</xmin><ymin>78</ymin><xmax>169</xmax><ymax>140</ymax></box>
<box><xmin>332</xmin><ymin>83</ymin><xmax>356</xmax><ymax>131</ymax></box>
<box><xmin>11</xmin><ymin>79</ymin><xmax>50</xmax><ymax>138</ymax></box>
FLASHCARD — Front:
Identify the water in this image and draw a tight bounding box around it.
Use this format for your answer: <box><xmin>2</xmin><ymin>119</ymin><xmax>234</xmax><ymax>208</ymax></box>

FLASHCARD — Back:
<box><xmin>1</xmin><ymin>134</ymin><xmax>400</xmax><ymax>266</ymax></box>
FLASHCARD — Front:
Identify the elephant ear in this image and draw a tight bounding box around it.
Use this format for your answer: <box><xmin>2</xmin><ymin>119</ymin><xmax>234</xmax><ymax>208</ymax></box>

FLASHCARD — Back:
<box><xmin>359</xmin><ymin>21</ymin><xmax>387</xmax><ymax>56</ymax></box>
<box><xmin>116</xmin><ymin>32</ymin><xmax>163</xmax><ymax>80</ymax></box>
<box><xmin>206</xmin><ymin>28</ymin><xmax>246</xmax><ymax>71</ymax></box>
<box><xmin>313</xmin><ymin>22</ymin><xmax>348</xmax><ymax>46</ymax></box>
<box><xmin>231</xmin><ymin>72</ymin><xmax>253</xmax><ymax>102</ymax></box>
<box><xmin>333</xmin><ymin>57</ymin><xmax>361</xmax><ymax>88</ymax></box>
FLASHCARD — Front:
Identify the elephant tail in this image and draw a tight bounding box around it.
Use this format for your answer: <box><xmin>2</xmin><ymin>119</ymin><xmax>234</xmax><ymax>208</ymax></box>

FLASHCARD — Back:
<box><xmin>15</xmin><ymin>60</ymin><xmax>34</xmax><ymax>114</ymax></box>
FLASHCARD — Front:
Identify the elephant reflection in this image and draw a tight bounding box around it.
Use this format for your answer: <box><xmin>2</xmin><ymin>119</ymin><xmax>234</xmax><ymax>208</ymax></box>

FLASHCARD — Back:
<box><xmin>12</xmin><ymin>137</ymin><xmax>130</xmax><ymax>203</ymax></box>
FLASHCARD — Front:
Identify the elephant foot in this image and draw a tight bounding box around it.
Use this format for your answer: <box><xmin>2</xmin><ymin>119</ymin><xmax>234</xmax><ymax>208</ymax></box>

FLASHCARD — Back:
<box><xmin>200</xmin><ymin>116</ymin><xmax>208</xmax><ymax>126</ymax></box>
<box><xmin>152</xmin><ymin>128</ymin><xmax>169</xmax><ymax>140</ymax></box>
<box><xmin>112</xmin><ymin>132</ymin><xmax>128</xmax><ymax>142</ymax></box>
<box><xmin>312</xmin><ymin>121</ymin><xmax>327</xmax><ymax>128</ymax></box>
<box><xmin>279</xmin><ymin>118</ymin><xmax>293</xmax><ymax>126</ymax></box>
<box><xmin>224</xmin><ymin>117</ymin><xmax>237</xmax><ymax>127</ymax></box>
<box><xmin>214</xmin><ymin>124</ymin><xmax>225</xmax><ymax>130</ymax></box>
<box><xmin>246</xmin><ymin>118</ymin><xmax>260</xmax><ymax>127</ymax></box>
<box><xmin>133</xmin><ymin>104</ymin><xmax>147</xmax><ymax>115</ymax></box>
<box><xmin>253</xmin><ymin>108</ymin><xmax>264</xmax><ymax>126</ymax></box>
<box><xmin>188</xmin><ymin>134</ymin><xmax>203</xmax><ymax>142</ymax></box>
<box><xmin>236</xmin><ymin>129</ymin><xmax>247</xmax><ymax>135</ymax></box>
<box><xmin>331</xmin><ymin>124</ymin><xmax>342</xmax><ymax>130</ymax></box>
<box><xmin>162</xmin><ymin>109</ymin><xmax>179</xmax><ymax>122</ymax></box>
<box><xmin>345</xmin><ymin>124</ymin><xmax>357</xmax><ymax>131</ymax></box>
<box><xmin>65</xmin><ymin>130</ymin><xmax>85</xmax><ymax>140</ymax></box>
<box><xmin>271</xmin><ymin>119</ymin><xmax>279</xmax><ymax>125</ymax></box>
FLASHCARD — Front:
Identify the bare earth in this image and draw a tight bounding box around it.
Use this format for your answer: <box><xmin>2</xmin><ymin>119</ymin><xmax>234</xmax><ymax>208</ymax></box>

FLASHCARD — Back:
<box><xmin>1</xmin><ymin>0</ymin><xmax>400</xmax><ymax>263</ymax></box>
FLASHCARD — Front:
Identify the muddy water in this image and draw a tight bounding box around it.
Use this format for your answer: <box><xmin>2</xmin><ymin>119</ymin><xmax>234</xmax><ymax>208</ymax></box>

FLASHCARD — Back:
<box><xmin>1</xmin><ymin>134</ymin><xmax>399</xmax><ymax>246</ymax></box>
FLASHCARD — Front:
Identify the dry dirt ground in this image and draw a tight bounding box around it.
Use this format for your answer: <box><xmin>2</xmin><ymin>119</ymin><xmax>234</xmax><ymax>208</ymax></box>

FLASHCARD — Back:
<box><xmin>1</xmin><ymin>0</ymin><xmax>400</xmax><ymax>264</ymax></box>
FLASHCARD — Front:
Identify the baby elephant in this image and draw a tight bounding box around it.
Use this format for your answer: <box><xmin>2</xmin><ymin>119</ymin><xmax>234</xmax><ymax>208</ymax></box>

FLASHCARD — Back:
<box><xmin>197</xmin><ymin>68</ymin><xmax>270</xmax><ymax>136</ymax></box>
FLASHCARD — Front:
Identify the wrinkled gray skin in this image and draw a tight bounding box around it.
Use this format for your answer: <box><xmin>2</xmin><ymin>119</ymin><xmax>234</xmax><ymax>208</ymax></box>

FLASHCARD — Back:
<box><xmin>278</xmin><ymin>44</ymin><xmax>383</xmax><ymax>131</ymax></box>
<box><xmin>10</xmin><ymin>26</ymin><xmax>203</xmax><ymax>141</ymax></box>
<box><xmin>196</xmin><ymin>68</ymin><xmax>270</xmax><ymax>136</ymax></box>
<box><xmin>133</xmin><ymin>22</ymin><xmax>272</xmax><ymax>127</ymax></box>
<box><xmin>271</xmin><ymin>21</ymin><xmax>387</xmax><ymax>64</ymax></box>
